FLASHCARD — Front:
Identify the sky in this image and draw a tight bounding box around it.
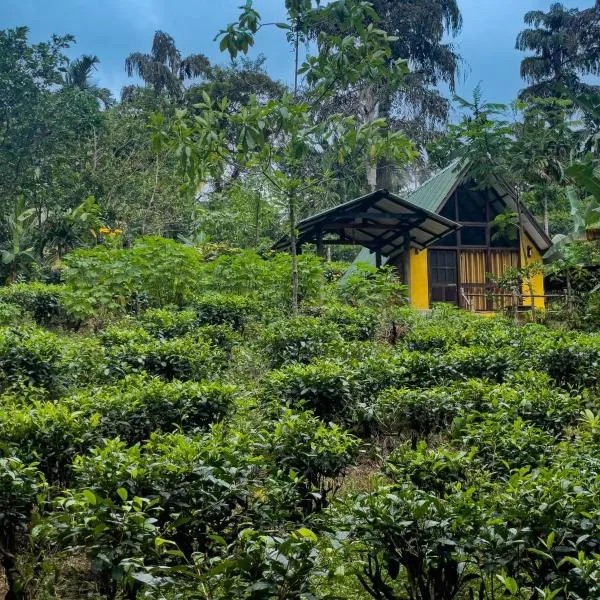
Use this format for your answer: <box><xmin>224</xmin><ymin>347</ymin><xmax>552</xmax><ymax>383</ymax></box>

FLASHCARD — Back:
<box><xmin>1</xmin><ymin>0</ymin><xmax>597</xmax><ymax>115</ymax></box>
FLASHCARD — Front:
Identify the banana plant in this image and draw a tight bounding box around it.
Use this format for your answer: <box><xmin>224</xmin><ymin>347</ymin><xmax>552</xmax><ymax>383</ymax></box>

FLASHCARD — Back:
<box><xmin>1</xmin><ymin>196</ymin><xmax>37</xmax><ymax>282</ymax></box>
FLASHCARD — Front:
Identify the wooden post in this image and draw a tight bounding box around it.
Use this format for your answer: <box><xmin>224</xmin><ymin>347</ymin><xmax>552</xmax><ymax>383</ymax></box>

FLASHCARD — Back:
<box><xmin>316</xmin><ymin>228</ymin><xmax>325</xmax><ymax>258</ymax></box>
<box><xmin>375</xmin><ymin>251</ymin><xmax>382</xmax><ymax>268</ymax></box>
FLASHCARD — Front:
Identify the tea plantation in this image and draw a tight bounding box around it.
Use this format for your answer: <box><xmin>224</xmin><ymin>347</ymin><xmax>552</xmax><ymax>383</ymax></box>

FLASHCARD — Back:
<box><xmin>1</xmin><ymin>240</ymin><xmax>599</xmax><ymax>599</ymax></box>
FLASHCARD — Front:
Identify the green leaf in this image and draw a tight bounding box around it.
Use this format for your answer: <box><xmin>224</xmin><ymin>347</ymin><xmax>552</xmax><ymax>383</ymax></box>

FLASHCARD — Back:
<box><xmin>83</xmin><ymin>489</ymin><xmax>97</xmax><ymax>505</ymax></box>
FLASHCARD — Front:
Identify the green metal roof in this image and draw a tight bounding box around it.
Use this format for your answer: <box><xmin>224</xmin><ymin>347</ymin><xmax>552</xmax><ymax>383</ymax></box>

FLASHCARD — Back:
<box><xmin>407</xmin><ymin>159</ymin><xmax>468</xmax><ymax>212</ymax></box>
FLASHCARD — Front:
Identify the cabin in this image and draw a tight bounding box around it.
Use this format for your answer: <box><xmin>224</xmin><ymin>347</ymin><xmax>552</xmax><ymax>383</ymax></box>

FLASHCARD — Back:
<box><xmin>274</xmin><ymin>160</ymin><xmax>553</xmax><ymax>312</ymax></box>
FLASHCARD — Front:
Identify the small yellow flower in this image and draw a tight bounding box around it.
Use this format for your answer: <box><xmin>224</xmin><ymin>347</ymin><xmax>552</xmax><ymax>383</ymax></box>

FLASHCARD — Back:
<box><xmin>113</xmin><ymin>228</ymin><xmax>123</xmax><ymax>234</ymax></box>
<box><xmin>99</xmin><ymin>226</ymin><xmax>110</xmax><ymax>234</ymax></box>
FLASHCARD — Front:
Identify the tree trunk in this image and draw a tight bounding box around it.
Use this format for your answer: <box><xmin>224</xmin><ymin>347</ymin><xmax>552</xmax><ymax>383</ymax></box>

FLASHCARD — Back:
<box><xmin>2</xmin><ymin>551</ymin><xmax>24</xmax><ymax>600</ymax></box>
<box><xmin>543</xmin><ymin>195</ymin><xmax>549</xmax><ymax>235</ymax></box>
<box><xmin>359</xmin><ymin>86</ymin><xmax>380</xmax><ymax>192</ymax></box>
<box><xmin>289</xmin><ymin>192</ymin><xmax>299</xmax><ymax>313</ymax></box>
<box><xmin>253</xmin><ymin>193</ymin><xmax>261</xmax><ymax>248</ymax></box>
<box><xmin>566</xmin><ymin>270</ymin><xmax>573</xmax><ymax>318</ymax></box>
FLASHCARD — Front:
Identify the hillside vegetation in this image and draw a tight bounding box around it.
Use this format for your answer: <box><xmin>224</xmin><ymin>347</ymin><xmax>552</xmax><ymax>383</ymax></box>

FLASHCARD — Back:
<box><xmin>0</xmin><ymin>240</ymin><xmax>599</xmax><ymax>599</ymax></box>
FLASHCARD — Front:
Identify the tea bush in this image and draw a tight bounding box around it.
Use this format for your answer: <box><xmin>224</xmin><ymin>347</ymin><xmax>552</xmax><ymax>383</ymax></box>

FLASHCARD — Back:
<box><xmin>261</xmin><ymin>316</ymin><xmax>344</xmax><ymax>367</ymax></box>
<box><xmin>262</xmin><ymin>361</ymin><xmax>354</xmax><ymax>422</ymax></box>
<box><xmin>105</xmin><ymin>334</ymin><xmax>226</xmax><ymax>380</ymax></box>
<box><xmin>190</xmin><ymin>292</ymin><xmax>259</xmax><ymax>330</ymax></box>
<box><xmin>0</xmin><ymin>282</ymin><xmax>71</xmax><ymax>327</ymax></box>
<box><xmin>0</xmin><ymin>457</ymin><xmax>46</xmax><ymax>599</ymax></box>
<box><xmin>255</xmin><ymin>409</ymin><xmax>360</xmax><ymax>513</ymax></box>
<box><xmin>137</xmin><ymin>307</ymin><xmax>199</xmax><ymax>338</ymax></box>
<box><xmin>0</xmin><ymin>399</ymin><xmax>99</xmax><ymax>484</ymax></box>
<box><xmin>0</xmin><ymin>326</ymin><xmax>63</xmax><ymax>393</ymax></box>
<box><xmin>73</xmin><ymin>375</ymin><xmax>235</xmax><ymax>443</ymax></box>
<box><xmin>320</xmin><ymin>304</ymin><xmax>381</xmax><ymax>341</ymax></box>
<box><xmin>373</xmin><ymin>380</ymin><xmax>490</xmax><ymax>438</ymax></box>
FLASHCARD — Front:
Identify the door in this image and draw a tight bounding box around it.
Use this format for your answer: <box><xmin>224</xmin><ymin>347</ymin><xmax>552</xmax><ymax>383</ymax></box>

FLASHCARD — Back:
<box><xmin>429</xmin><ymin>250</ymin><xmax>458</xmax><ymax>305</ymax></box>
<box><xmin>459</xmin><ymin>250</ymin><xmax>487</xmax><ymax>310</ymax></box>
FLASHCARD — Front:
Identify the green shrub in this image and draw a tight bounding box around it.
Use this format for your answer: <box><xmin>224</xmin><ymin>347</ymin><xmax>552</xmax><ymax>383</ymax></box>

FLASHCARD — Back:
<box><xmin>384</xmin><ymin>442</ymin><xmax>478</xmax><ymax>496</ymax></box>
<box><xmin>58</xmin><ymin>335</ymin><xmax>108</xmax><ymax>388</ymax></box>
<box><xmin>74</xmin><ymin>375</ymin><xmax>235</xmax><ymax>443</ymax></box>
<box><xmin>200</xmin><ymin>251</ymin><xmax>324</xmax><ymax>311</ymax></box>
<box><xmin>338</xmin><ymin>263</ymin><xmax>407</xmax><ymax>308</ymax></box>
<box><xmin>453</xmin><ymin>413</ymin><xmax>557</xmax><ymax>474</ymax></box>
<box><xmin>440</xmin><ymin>345</ymin><xmax>519</xmax><ymax>382</ymax></box>
<box><xmin>0</xmin><ymin>457</ymin><xmax>46</xmax><ymax>599</ymax></box>
<box><xmin>373</xmin><ymin>380</ymin><xmax>489</xmax><ymax>438</ymax></box>
<box><xmin>261</xmin><ymin>316</ymin><xmax>343</xmax><ymax>367</ymax></box>
<box><xmin>98</xmin><ymin>323</ymin><xmax>154</xmax><ymax>347</ymax></box>
<box><xmin>484</xmin><ymin>373</ymin><xmax>585</xmax><ymax>434</ymax></box>
<box><xmin>71</xmin><ymin>428</ymin><xmax>258</xmax><ymax>558</ymax></box>
<box><xmin>105</xmin><ymin>334</ymin><xmax>226</xmax><ymax>381</ymax></box>
<box><xmin>137</xmin><ymin>307</ymin><xmax>198</xmax><ymax>338</ymax></box>
<box><xmin>351</xmin><ymin>349</ymin><xmax>444</xmax><ymax>400</ymax></box>
<box><xmin>320</xmin><ymin>304</ymin><xmax>381</xmax><ymax>341</ymax></box>
<box><xmin>0</xmin><ymin>302</ymin><xmax>23</xmax><ymax>326</ymax></box>
<box><xmin>61</xmin><ymin>236</ymin><xmax>204</xmax><ymax>320</ymax></box>
<box><xmin>255</xmin><ymin>409</ymin><xmax>360</xmax><ymax>513</ymax></box>
<box><xmin>0</xmin><ymin>326</ymin><xmax>63</xmax><ymax>393</ymax></box>
<box><xmin>263</xmin><ymin>361</ymin><xmax>354</xmax><ymax>423</ymax></box>
<box><xmin>0</xmin><ymin>399</ymin><xmax>99</xmax><ymax>484</ymax></box>
<box><xmin>341</xmin><ymin>481</ymin><xmax>487</xmax><ymax>600</ymax></box>
<box><xmin>534</xmin><ymin>335</ymin><xmax>600</xmax><ymax>388</ymax></box>
<box><xmin>0</xmin><ymin>282</ymin><xmax>71</xmax><ymax>327</ymax></box>
<box><xmin>39</xmin><ymin>488</ymin><xmax>161</xmax><ymax>600</ymax></box>
<box><xmin>191</xmin><ymin>293</ymin><xmax>259</xmax><ymax>330</ymax></box>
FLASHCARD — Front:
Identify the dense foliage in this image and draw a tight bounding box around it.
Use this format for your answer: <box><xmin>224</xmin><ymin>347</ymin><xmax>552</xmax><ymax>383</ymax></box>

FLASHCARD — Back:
<box><xmin>0</xmin><ymin>245</ymin><xmax>598</xmax><ymax>599</ymax></box>
<box><xmin>2</xmin><ymin>0</ymin><xmax>600</xmax><ymax>598</ymax></box>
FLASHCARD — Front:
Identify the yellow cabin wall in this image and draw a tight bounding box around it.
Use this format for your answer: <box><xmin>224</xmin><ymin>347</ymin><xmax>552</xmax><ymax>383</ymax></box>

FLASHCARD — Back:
<box><xmin>406</xmin><ymin>238</ymin><xmax>545</xmax><ymax>311</ymax></box>
<box><xmin>409</xmin><ymin>249</ymin><xmax>429</xmax><ymax>310</ymax></box>
<box><xmin>520</xmin><ymin>235</ymin><xmax>545</xmax><ymax>309</ymax></box>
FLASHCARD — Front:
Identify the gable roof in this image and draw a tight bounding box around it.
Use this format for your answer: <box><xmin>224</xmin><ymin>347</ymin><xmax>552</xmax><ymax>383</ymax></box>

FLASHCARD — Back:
<box><xmin>407</xmin><ymin>160</ymin><xmax>553</xmax><ymax>252</ymax></box>
<box><xmin>272</xmin><ymin>189</ymin><xmax>461</xmax><ymax>258</ymax></box>
<box><xmin>407</xmin><ymin>159</ymin><xmax>468</xmax><ymax>213</ymax></box>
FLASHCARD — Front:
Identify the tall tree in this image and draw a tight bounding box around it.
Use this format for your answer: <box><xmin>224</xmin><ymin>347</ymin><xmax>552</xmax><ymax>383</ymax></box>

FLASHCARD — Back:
<box><xmin>65</xmin><ymin>54</ymin><xmax>113</xmax><ymax>107</ymax></box>
<box><xmin>0</xmin><ymin>28</ymin><xmax>101</xmax><ymax>264</ymax></box>
<box><xmin>516</xmin><ymin>2</ymin><xmax>600</xmax><ymax>99</ymax></box>
<box><xmin>511</xmin><ymin>97</ymin><xmax>575</xmax><ymax>235</ymax></box>
<box><xmin>124</xmin><ymin>30</ymin><xmax>210</xmax><ymax>100</ymax></box>
<box><xmin>311</xmin><ymin>0</ymin><xmax>462</xmax><ymax>190</ymax></box>
<box><xmin>157</xmin><ymin>0</ymin><xmax>414</xmax><ymax>312</ymax></box>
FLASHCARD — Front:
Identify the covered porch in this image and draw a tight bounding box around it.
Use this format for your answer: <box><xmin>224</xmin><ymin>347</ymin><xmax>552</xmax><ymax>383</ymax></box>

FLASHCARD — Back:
<box><xmin>272</xmin><ymin>189</ymin><xmax>461</xmax><ymax>283</ymax></box>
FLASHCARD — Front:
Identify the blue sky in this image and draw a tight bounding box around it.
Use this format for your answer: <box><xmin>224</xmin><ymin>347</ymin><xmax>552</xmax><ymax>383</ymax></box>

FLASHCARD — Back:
<box><xmin>1</xmin><ymin>0</ymin><xmax>596</xmax><ymax>114</ymax></box>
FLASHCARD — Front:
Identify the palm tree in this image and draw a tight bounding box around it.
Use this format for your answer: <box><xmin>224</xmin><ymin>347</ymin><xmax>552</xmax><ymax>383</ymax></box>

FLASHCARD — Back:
<box><xmin>124</xmin><ymin>31</ymin><xmax>210</xmax><ymax>100</ymax></box>
<box><xmin>65</xmin><ymin>54</ymin><xmax>113</xmax><ymax>107</ymax></box>
<box><xmin>516</xmin><ymin>3</ymin><xmax>600</xmax><ymax>99</ymax></box>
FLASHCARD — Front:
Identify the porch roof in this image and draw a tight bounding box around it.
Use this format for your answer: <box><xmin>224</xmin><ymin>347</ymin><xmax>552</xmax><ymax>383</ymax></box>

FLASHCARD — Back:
<box><xmin>272</xmin><ymin>189</ymin><xmax>461</xmax><ymax>259</ymax></box>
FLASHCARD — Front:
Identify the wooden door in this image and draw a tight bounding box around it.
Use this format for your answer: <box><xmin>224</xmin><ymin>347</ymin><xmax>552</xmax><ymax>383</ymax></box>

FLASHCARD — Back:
<box><xmin>429</xmin><ymin>250</ymin><xmax>458</xmax><ymax>305</ymax></box>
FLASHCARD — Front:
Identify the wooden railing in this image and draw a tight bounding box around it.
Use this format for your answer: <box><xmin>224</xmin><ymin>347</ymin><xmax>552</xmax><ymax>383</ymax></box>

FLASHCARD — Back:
<box><xmin>458</xmin><ymin>288</ymin><xmax>574</xmax><ymax>314</ymax></box>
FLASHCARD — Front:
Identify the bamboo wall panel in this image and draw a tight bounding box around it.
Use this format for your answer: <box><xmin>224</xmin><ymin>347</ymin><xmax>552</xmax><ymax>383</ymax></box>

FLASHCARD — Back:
<box><xmin>459</xmin><ymin>250</ymin><xmax>519</xmax><ymax>311</ymax></box>
<box><xmin>459</xmin><ymin>251</ymin><xmax>486</xmax><ymax>283</ymax></box>
<box><xmin>490</xmin><ymin>250</ymin><xmax>519</xmax><ymax>278</ymax></box>
<box><xmin>459</xmin><ymin>250</ymin><xmax>486</xmax><ymax>310</ymax></box>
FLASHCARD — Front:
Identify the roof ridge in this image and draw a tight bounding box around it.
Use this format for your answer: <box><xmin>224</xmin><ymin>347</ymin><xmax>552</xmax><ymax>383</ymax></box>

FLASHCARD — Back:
<box><xmin>407</xmin><ymin>158</ymin><xmax>465</xmax><ymax>197</ymax></box>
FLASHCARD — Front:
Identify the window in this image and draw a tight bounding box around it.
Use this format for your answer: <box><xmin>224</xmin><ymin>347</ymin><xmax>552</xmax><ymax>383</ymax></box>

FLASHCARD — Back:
<box><xmin>439</xmin><ymin>198</ymin><xmax>456</xmax><ymax>220</ymax></box>
<box><xmin>429</xmin><ymin>250</ymin><xmax>457</xmax><ymax>284</ymax></box>
<box><xmin>432</xmin><ymin>231</ymin><xmax>457</xmax><ymax>247</ymax></box>
<box><xmin>460</xmin><ymin>226</ymin><xmax>486</xmax><ymax>246</ymax></box>
<box><xmin>457</xmin><ymin>187</ymin><xmax>486</xmax><ymax>222</ymax></box>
